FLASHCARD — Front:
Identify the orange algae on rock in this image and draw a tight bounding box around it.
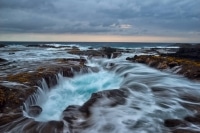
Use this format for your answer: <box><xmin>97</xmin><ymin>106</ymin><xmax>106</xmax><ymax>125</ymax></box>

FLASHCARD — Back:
<box><xmin>127</xmin><ymin>55</ymin><xmax>200</xmax><ymax>80</ymax></box>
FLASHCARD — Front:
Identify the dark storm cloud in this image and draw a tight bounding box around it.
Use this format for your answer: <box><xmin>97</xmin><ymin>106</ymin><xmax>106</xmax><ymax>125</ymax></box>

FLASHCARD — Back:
<box><xmin>0</xmin><ymin>0</ymin><xmax>199</xmax><ymax>36</ymax></box>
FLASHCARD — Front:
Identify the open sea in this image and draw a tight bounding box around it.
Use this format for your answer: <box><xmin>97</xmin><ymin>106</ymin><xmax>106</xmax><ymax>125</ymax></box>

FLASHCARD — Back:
<box><xmin>0</xmin><ymin>41</ymin><xmax>173</xmax><ymax>48</ymax></box>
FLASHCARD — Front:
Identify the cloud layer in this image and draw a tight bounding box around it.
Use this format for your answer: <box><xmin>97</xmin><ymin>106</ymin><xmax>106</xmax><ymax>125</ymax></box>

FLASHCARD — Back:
<box><xmin>0</xmin><ymin>0</ymin><xmax>200</xmax><ymax>38</ymax></box>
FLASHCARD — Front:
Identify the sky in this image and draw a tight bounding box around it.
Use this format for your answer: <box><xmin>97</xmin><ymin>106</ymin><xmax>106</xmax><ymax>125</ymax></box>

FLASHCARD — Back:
<box><xmin>0</xmin><ymin>0</ymin><xmax>199</xmax><ymax>43</ymax></box>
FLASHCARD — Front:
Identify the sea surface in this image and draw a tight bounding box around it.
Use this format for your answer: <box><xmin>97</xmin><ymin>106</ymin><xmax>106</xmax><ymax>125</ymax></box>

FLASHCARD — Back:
<box><xmin>1</xmin><ymin>42</ymin><xmax>200</xmax><ymax>133</ymax></box>
<box><xmin>0</xmin><ymin>41</ymin><xmax>173</xmax><ymax>48</ymax></box>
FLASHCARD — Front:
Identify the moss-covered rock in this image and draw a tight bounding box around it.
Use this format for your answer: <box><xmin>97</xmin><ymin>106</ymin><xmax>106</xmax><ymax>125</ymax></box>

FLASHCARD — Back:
<box><xmin>127</xmin><ymin>55</ymin><xmax>200</xmax><ymax>80</ymax></box>
<box><xmin>0</xmin><ymin>58</ymin><xmax>90</xmax><ymax>114</ymax></box>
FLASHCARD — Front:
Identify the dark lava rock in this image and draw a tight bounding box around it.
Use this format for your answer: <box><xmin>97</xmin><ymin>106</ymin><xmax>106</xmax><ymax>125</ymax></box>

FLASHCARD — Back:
<box><xmin>27</xmin><ymin>105</ymin><xmax>42</xmax><ymax>117</ymax></box>
<box><xmin>63</xmin><ymin>105</ymin><xmax>85</xmax><ymax>123</ymax></box>
<box><xmin>126</xmin><ymin>55</ymin><xmax>146</xmax><ymax>63</ymax></box>
<box><xmin>26</xmin><ymin>44</ymin><xmax>40</xmax><ymax>47</ymax></box>
<box><xmin>126</xmin><ymin>54</ymin><xmax>200</xmax><ymax>80</ymax></box>
<box><xmin>0</xmin><ymin>85</ymin><xmax>37</xmax><ymax>113</ymax></box>
<box><xmin>173</xmin><ymin>129</ymin><xmax>200</xmax><ymax>133</ymax></box>
<box><xmin>68</xmin><ymin>49</ymin><xmax>103</xmax><ymax>57</ymax></box>
<box><xmin>101</xmin><ymin>47</ymin><xmax>117</xmax><ymax>58</ymax></box>
<box><xmin>166</xmin><ymin>44</ymin><xmax>200</xmax><ymax>61</ymax></box>
<box><xmin>164</xmin><ymin>119</ymin><xmax>186</xmax><ymax>127</ymax></box>
<box><xmin>184</xmin><ymin>114</ymin><xmax>200</xmax><ymax>124</ymax></box>
<box><xmin>0</xmin><ymin>44</ymin><xmax>6</xmax><ymax>48</ymax></box>
<box><xmin>0</xmin><ymin>58</ymin><xmax>7</xmax><ymax>62</ymax></box>
<box><xmin>23</xmin><ymin>120</ymin><xmax>64</xmax><ymax>133</ymax></box>
<box><xmin>112</xmin><ymin>52</ymin><xmax>122</xmax><ymax>58</ymax></box>
<box><xmin>2</xmin><ymin>119</ymin><xmax>64</xmax><ymax>133</ymax></box>
<box><xmin>168</xmin><ymin>62</ymin><xmax>178</xmax><ymax>68</ymax></box>
<box><xmin>80</xmin><ymin>88</ymin><xmax>128</xmax><ymax>116</ymax></box>
<box><xmin>0</xmin><ymin>113</ymin><xmax>23</xmax><ymax>126</ymax></box>
<box><xmin>170</xmin><ymin>43</ymin><xmax>193</xmax><ymax>48</ymax></box>
<box><xmin>9</xmin><ymin>52</ymin><xmax>15</xmax><ymax>55</ymax></box>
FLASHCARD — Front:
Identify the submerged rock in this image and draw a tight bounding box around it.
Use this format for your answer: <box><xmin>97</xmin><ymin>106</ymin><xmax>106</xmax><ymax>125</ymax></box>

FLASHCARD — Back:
<box><xmin>101</xmin><ymin>47</ymin><xmax>117</xmax><ymax>58</ymax></box>
<box><xmin>173</xmin><ymin>129</ymin><xmax>200</xmax><ymax>133</ymax></box>
<box><xmin>164</xmin><ymin>119</ymin><xmax>186</xmax><ymax>127</ymax></box>
<box><xmin>184</xmin><ymin>114</ymin><xmax>200</xmax><ymax>124</ymax></box>
<box><xmin>0</xmin><ymin>44</ymin><xmax>5</xmax><ymax>48</ymax></box>
<box><xmin>63</xmin><ymin>105</ymin><xmax>86</xmax><ymax>124</ymax></box>
<box><xmin>80</xmin><ymin>88</ymin><xmax>128</xmax><ymax>116</ymax></box>
<box><xmin>0</xmin><ymin>58</ymin><xmax>7</xmax><ymax>62</ymax></box>
<box><xmin>27</xmin><ymin>105</ymin><xmax>42</xmax><ymax>117</ymax></box>
<box><xmin>111</xmin><ymin>52</ymin><xmax>122</xmax><ymax>58</ymax></box>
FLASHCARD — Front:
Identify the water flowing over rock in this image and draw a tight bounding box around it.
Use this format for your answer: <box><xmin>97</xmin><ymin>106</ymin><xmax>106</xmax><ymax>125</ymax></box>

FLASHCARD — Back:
<box><xmin>1</xmin><ymin>43</ymin><xmax>200</xmax><ymax>133</ymax></box>
<box><xmin>27</xmin><ymin>105</ymin><xmax>42</xmax><ymax>117</ymax></box>
<box><xmin>80</xmin><ymin>89</ymin><xmax>128</xmax><ymax>116</ymax></box>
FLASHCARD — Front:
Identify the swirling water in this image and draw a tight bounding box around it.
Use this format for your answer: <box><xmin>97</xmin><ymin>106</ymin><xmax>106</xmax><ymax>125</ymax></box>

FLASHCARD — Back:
<box><xmin>34</xmin><ymin>70</ymin><xmax>123</xmax><ymax>122</ymax></box>
<box><xmin>22</xmin><ymin>54</ymin><xmax>200</xmax><ymax>133</ymax></box>
<box><xmin>1</xmin><ymin>43</ymin><xmax>200</xmax><ymax>133</ymax></box>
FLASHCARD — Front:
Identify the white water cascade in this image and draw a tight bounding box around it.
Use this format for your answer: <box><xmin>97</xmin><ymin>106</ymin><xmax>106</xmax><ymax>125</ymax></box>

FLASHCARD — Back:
<box><xmin>21</xmin><ymin>55</ymin><xmax>200</xmax><ymax>133</ymax></box>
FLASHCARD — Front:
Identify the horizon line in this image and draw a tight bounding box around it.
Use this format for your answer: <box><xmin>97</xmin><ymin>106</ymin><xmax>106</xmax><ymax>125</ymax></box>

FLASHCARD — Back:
<box><xmin>0</xmin><ymin>40</ymin><xmax>198</xmax><ymax>44</ymax></box>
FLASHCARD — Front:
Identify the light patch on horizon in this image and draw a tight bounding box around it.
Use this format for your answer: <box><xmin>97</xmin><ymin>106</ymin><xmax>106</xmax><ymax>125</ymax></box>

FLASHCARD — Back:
<box><xmin>0</xmin><ymin>33</ymin><xmax>199</xmax><ymax>43</ymax></box>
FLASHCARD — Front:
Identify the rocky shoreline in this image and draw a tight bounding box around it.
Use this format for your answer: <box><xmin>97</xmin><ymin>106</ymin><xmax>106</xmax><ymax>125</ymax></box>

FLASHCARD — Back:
<box><xmin>0</xmin><ymin>45</ymin><xmax>123</xmax><ymax>132</ymax></box>
<box><xmin>0</xmin><ymin>44</ymin><xmax>200</xmax><ymax>133</ymax></box>
<box><xmin>126</xmin><ymin>44</ymin><xmax>200</xmax><ymax>81</ymax></box>
<box><xmin>126</xmin><ymin>44</ymin><xmax>200</xmax><ymax>133</ymax></box>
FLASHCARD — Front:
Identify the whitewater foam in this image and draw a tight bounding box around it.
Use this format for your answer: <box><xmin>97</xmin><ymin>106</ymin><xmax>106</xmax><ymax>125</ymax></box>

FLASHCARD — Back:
<box><xmin>32</xmin><ymin>69</ymin><xmax>122</xmax><ymax>121</ymax></box>
<box><xmin>1</xmin><ymin>43</ymin><xmax>200</xmax><ymax>133</ymax></box>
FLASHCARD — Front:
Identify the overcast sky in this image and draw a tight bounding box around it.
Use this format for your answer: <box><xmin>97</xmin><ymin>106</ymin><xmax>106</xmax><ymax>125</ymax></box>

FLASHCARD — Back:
<box><xmin>0</xmin><ymin>0</ymin><xmax>199</xmax><ymax>42</ymax></box>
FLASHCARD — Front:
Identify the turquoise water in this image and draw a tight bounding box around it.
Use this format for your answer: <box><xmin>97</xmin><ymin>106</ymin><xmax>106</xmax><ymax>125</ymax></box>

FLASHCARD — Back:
<box><xmin>2</xmin><ymin>43</ymin><xmax>200</xmax><ymax>132</ymax></box>
<box><xmin>35</xmin><ymin>70</ymin><xmax>123</xmax><ymax>121</ymax></box>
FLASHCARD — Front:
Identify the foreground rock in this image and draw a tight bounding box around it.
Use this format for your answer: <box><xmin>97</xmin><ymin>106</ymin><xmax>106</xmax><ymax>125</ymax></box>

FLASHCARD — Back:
<box><xmin>0</xmin><ymin>88</ymin><xmax>129</xmax><ymax>132</ymax></box>
<box><xmin>27</xmin><ymin>105</ymin><xmax>42</xmax><ymax>117</ymax></box>
<box><xmin>80</xmin><ymin>88</ymin><xmax>128</xmax><ymax>116</ymax></box>
<box><xmin>126</xmin><ymin>45</ymin><xmax>200</xmax><ymax>133</ymax></box>
<box><xmin>0</xmin><ymin>58</ymin><xmax>92</xmax><ymax>126</ymax></box>
<box><xmin>61</xmin><ymin>88</ymin><xmax>129</xmax><ymax>132</ymax></box>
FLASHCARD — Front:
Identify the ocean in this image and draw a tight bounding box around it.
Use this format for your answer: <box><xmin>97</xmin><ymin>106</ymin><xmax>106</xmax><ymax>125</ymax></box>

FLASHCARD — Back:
<box><xmin>0</xmin><ymin>42</ymin><xmax>200</xmax><ymax>133</ymax></box>
<box><xmin>0</xmin><ymin>41</ymin><xmax>172</xmax><ymax>48</ymax></box>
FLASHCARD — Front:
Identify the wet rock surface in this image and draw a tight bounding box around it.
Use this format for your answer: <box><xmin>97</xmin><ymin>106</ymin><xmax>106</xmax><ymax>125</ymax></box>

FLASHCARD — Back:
<box><xmin>0</xmin><ymin>84</ymin><xmax>36</xmax><ymax>113</ymax></box>
<box><xmin>164</xmin><ymin>119</ymin><xmax>187</xmax><ymax>127</ymax></box>
<box><xmin>0</xmin><ymin>44</ymin><xmax>5</xmax><ymax>48</ymax></box>
<box><xmin>63</xmin><ymin>105</ymin><xmax>84</xmax><ymax>124</ymax></box>
<box><xmin>126</xmin><ymin>45</ymin><xmax>200</xmax><ymax>133</ymax></box>
<box><xmin>68</xmin><ymin>46</ymin><xmax>122</xmax><ymax>59</ymax></box>
<box><xmin>0</xmin><ymin>57</ymin><xmax>91</xmax><ymax>127</ymax></box>
<box><xmin>0</xmin><ymin>88</ymin><xmax>130</xmax><ymax>133</ymax></box>
<box><xmin>167</xmin><ymin>44</ymin><xmax>200</xmax><ymax>61</ymax></box>
<box><xmin>127</xmin><ymin>54</ymin><xmax>200</xmax><ymax>80</ymax></box>
<box><xmin>0</xmin><ymin>58</ymin><xmax>7</xmax><ymax>62</ymax></box>
<box><xmin>27</xmin><ymin>105</ymin><xmax>42</xmax><ymax>117</ymax></box>
<box><xmin>80</xmin><ymin>88</ymin><xmax>128</xmax><ymax>116</ymax></box>
<box><xmin>1</xmin><ymin>44</ymin><xmax>200</xmax><ymax>133</ymax></box>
